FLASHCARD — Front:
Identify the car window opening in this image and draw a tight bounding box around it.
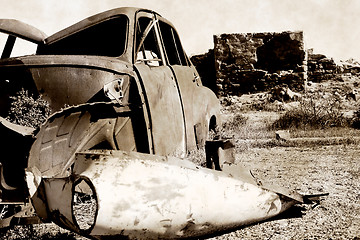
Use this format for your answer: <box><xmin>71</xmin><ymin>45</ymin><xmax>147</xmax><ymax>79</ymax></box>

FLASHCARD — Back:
<box><xmin>135</xmin><ymin>17</ymin><xmax>162</xmax><ymax>67</ymax></box>
<box><xmin>37</xmin><ymin>15</ymin><xmax>128</xmax><ymax>57</ymax></box>
<box><xmin>158</xmin><ymin>21</ymin><xmax>188</xmax><ymax>66</ymax></box>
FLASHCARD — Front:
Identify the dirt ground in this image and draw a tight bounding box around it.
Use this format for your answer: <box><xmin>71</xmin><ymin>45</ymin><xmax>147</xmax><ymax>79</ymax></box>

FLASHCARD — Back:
<box><xmin>209</xmin><ymin>144</ymin><xmax>360</xmax><ymax>239</ymax></box>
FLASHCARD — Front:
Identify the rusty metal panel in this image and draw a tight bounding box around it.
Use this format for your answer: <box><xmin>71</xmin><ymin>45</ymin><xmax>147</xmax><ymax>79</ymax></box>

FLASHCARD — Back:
<box><xmin>26</xmin><ymin>149</ymin><xmax>304</xmax><ymax>239</ymax></box>
<box><xmin>25</xmin><ymin>150</ymin><xmax>302</xmax><ymax>239</ymax></box>
<box><xmin>28</xmin><ymin>64</ymin><xmax>130</xmax><ymax>111</ymax></box>
<box><xmin>135</xmin><ymin>64</ymin><xmax>186</xmax><ymax>156</ymax></box>
<box><xmin>42</xmin><ymin>178</ymin><xmax>75</xmax><ymax>229</ymax></box>
<box><xmin>28</xmin><ymin>150</ymin><xmax>296</xmax><ymax>239</ymax></box>
<box><xmin>114</xmin><ymin>115</ymin><xmax>137</xmax><ymax>151</ymax></box>
<box><xmin>171</xmin><ymin>65</ymin><xmax>221</xmax><ymax>149</ymax></box>
<box><xmin>0</xmin><ymin>19</ymin><xmax>47</xmax><ymax>43</ymax></box>
<box><xmin>170</xmin><ymin>65</ymin><xmax>198</xmax><ymax>149</ymax></box>
<box><xmin>28</xmin><ymin>104</ymin><xmax>123</xmax><ymax>178</ymax></box>
<box><xmin>0</xmin><ymin>56</ymin><xmax>135</xmax><ymax>112</ymax></box>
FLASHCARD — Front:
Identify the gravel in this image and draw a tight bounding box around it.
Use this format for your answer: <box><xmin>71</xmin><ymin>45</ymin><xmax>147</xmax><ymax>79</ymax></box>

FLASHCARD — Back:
<box><xmin>209</xmin><ymin>144</ymin><xmax>360</xmax><ymax>239</ymax></box>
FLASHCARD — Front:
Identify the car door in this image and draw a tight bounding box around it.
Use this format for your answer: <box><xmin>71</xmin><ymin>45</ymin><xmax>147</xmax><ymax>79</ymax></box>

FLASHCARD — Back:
<box><xmin>134</xmin><ymin>12</ymin><xmax>186</xmax><ymax>156</ymax></box>
<box><xmin>156</xmin><ymin>18</ymin><xmax>214</xmax><ymax>150</ymax></box>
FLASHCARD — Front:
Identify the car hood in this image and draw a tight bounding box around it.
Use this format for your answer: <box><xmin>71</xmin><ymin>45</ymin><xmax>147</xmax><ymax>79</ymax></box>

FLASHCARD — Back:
<box><xmin>0</xmin><ymin>19</ymin><xmax>47</xmax><ymax>44</ymax></box>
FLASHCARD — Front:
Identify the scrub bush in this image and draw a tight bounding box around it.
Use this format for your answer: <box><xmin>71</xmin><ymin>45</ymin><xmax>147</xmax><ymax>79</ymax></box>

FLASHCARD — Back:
<box><xmin>273</xmin><ymin>92</ymin><xmax>350</xmax><ymax>130</ymax></box>
<box><xmin>6</xmin><ymin>88</ymin><xmax>51</xmax><ymax>129</ymax></box>
<box><xmin>221</xmin><ymin>113</ymin><xmax>248</xmax><ymax>138</ymax></box>
<box><xmin>352</xmin><ymin>109</ymin><xmax>360</xmax><ymax>129</ymax></box>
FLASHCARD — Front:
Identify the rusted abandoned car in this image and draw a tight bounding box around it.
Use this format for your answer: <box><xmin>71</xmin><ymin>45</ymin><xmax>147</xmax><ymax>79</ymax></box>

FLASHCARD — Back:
<box><xmin>0</xmin><ymin>7</ymin><xmax>220</xmax><ymax>200</ymax></box>
<box><xmin>0</xmin><ymin>7</ymin><xmax>325</xmax><ymax>240</ymax></box>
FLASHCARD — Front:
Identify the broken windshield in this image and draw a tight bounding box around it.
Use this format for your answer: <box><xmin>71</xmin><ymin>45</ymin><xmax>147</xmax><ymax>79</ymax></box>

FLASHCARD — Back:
<box><xmin>37</xmin><ymin>15</ymin><xmax>128</xmax><ymax>57</ymax></box>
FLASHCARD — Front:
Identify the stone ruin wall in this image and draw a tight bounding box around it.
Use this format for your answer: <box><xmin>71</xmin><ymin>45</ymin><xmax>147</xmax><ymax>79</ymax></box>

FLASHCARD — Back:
<box><xmin>213</xmin><ymin>31</ymin><xmax>307</xmax><ymax>96</ymax></box>
<box><xmin>191</xmin><ymin>31</ymin><xmax>341</xmax><ymax>96</ymax></box>
<box><xmin>307</xmin><ymin>49</ymin><xmax>337</xmax><ymax>82</ymax></box>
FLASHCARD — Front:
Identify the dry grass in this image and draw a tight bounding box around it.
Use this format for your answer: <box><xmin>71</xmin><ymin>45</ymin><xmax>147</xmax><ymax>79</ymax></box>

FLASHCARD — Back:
<box><xmin>0</xmin><ymin>224</ymin><xmax>78</xmax><ymax>240</ymax></box>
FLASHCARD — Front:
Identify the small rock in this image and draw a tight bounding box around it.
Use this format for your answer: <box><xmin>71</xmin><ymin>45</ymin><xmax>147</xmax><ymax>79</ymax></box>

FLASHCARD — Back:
<box><xmin>275</xmin><ymin>130</ymin><xmax>290</xmax><ymax>141</ymax></box>
<box><xmin>346</xmin><ymin>89</ymin><xmax>359</xmax><ymax>101</ymax></box>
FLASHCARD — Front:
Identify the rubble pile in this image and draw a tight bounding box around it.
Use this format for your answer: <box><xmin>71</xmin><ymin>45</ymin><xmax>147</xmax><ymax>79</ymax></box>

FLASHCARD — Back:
<box><xmin>307</xmin><ymin>49</ymin><xmax>337</xmax><ymax>82</ymax></box>
<box><xmin>338</xmin><ymin>59</ymin><xmax>360</xmax><ymax>76</ymax></box>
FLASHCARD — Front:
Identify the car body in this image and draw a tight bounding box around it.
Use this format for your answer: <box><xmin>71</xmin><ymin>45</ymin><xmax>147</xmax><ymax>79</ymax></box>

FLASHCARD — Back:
<box><xmin>0</xmin><ymin>7</ymin><xmax>221</xmax><ymax>202</ymax></box>
<box><xmin>0</xmin><ymin>5</ymin><xmax>220</xmax><ymax>226</ymax></box>
<box><xmin>0</xmin><ymin>7</ymin><xmax>220</xmax><ymax>155</ymax></box>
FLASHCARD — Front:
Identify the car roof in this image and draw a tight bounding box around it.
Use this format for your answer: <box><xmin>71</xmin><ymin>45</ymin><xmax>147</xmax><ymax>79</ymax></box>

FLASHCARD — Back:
<box><xmin>45</xmin><ymin>7</ymin><xmax>160</xmax><ymax>44</ymax></box>
<box><xmin>0</xmin><ymin>19</ymin><xmax>47</xmax><ymax>44</ymax></box>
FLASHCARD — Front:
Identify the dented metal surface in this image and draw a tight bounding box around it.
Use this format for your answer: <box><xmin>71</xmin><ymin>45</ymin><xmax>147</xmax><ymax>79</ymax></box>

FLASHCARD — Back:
<box><xmin>0</xmin><ymin>6</ymin><xmax>323</xmax><ymax>239</ymax></box>
<box><xmin>26</xmin><ymin>150</ymin><xmax>301</xmax><ymax>239</ymax></box>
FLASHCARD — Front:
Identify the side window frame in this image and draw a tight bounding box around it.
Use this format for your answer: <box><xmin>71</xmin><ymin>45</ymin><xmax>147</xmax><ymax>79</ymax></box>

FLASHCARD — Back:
<box><xmin>1</xmin><ymin>35</ymin><xmax>16</xmax><ymax>59</ymax></box>
<box><xmin>157</xmin><ymin>18</ymin><xmax>189</xmax><ymax>67</ymax></box>
<box><xmin>134</xmin><ymin>13</ymin><xmax>165</xmax><ymax>67</ymax></box>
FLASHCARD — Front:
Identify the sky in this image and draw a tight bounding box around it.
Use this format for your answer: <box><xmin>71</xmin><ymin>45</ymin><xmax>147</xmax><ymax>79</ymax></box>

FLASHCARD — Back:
<box><xmin>0</xmin><ymin>0</ymin><xmax>359</xmax><ymax>62</ymax></box>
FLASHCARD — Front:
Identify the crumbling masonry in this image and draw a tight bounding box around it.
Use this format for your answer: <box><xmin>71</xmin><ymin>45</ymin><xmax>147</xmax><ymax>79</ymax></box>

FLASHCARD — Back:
<box><xmin>191</xmin><ymin>31</ymin><xmax>338</xmax><ymax>96</ymax></box>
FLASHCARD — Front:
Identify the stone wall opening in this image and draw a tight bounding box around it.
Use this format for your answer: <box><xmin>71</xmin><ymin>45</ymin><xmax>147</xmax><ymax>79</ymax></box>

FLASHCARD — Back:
<box><xmin>255</xmin><ymin>33</ymin><xmax>305</xmax><ymax>72</ymax></box>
